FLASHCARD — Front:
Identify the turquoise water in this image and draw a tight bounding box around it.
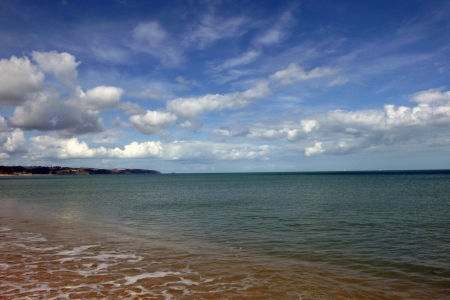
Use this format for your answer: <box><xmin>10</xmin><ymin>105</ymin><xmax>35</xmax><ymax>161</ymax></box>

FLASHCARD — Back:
<box><xmin>1</xmin><ymin>172</ymin><xmax>449</xmax><ymax>299</ymax></box>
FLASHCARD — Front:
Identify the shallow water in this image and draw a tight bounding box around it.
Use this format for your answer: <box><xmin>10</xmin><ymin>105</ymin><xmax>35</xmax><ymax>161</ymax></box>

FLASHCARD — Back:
<box><xmin>1</xmin><ymin>172</ymin><xmax>449</xmax><ymax>299</ymax></box>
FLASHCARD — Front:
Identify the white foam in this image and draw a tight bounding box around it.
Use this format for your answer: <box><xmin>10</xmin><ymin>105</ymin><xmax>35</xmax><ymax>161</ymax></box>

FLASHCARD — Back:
<box><xmin>89</xmin><ymin>253</ymin><xmax>143</xmax><ymax>262</ymax></box>
<box><xmin>162</xmin><ymin>290</ymin><xmax>174</xmax><ymax>300</ymax></box>
<box><xmin>32</xmin><ymin>246</ymin><xmax>62</xmax><ymax>251</ymax></box>
<box><xmin>56</xmin><ymin>245</ymin><xmax>98</xmax><ymax>256</ymax></box>
<box><xmin>12</xmin><ymin>243</ymin><xmax>62</xmax><ymax>252</ymax></box>
<box><xmin>82</xmin><ymin>263</ymin><xmax>94</xmax><ymax>268</ymax></box>
<box><xmin>56</xmin><ymin>257</ymin><xmax>76</xmax><ymax>263</ymax></box>
<box><xmin>179</xmin><ymin>278</ymin><xmax>199</xmax><ymax>286</ymax></box>
<box><xmin>77</xmin><ymin>263</ymin><xmax>110</xmax><ymax>276</ymax></box>
<box><xmin>31</xmin><ymin>284</ymin><xmax>52</xmax><ymax>292</ymax></box>
<box><xmin>0</xmin><ymin>263</ymin><xmax>10</xmax><ymax>270</ymax></box>
<box><xmin>0</xmin><ymin>226</ymin><xmax>11</xmax><ymax>231</ymax></box>
<box><xmin>163</xmin><ymin>278</ymin><xmax>199</xmax><ymax>287</ymax></box>
<box><xmin>15</xmin><ymin>232</ymin><xmax>47</xmax><ymax>242</ymax></box>
<box><xmin>124</xmin><ymin>271</ymin><xmax>182</xmax><ymax>285</ymax></box>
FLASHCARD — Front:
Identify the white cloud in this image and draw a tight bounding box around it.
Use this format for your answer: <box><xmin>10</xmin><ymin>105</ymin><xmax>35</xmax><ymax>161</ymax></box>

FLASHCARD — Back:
<box><xmin>0</xmin><ymin>116</ymin><xmax>27</xmax><ymax>156</ymax></box>
<box><xmin>7</xmin><ymin>88</ymin><xmax>104</xmax><ymax>135</ymax></box>
<box><xmin>128</xmin><ymin>89</ymin><xmax>161</xmax><ymax>99</ymax></box>
<box><xmin>165</xmin><ymin>62</ymin><xmax>337</xmax><ymax>131</ymax></box>
<box><xmin>82</xmin><ymin>86</ymin><xmax>125</xmax><ymax>111</ymax></box>
<box><xmin>184</xmin><ymin>14</ymin><xmax>247</xmax><ymax>49</ymax></box>
<box><xmin>30</xmin><ymin>136</ymin><xmax>105</xmax><ymax>158</ymax></box>
<box><xmin>212</xmin><ymin>127</ymin><xmax>250</xmax><ymax>137</ymax></box>
<box><xmin>301</xmin><ymin>120</ymin><xmax>318</xmax><ymax>133</ymax></box>
<box><xmin>260</xmin><ymin>127</ymin><xmax>308</xmax><ymax>142</ymax></box>
<box><xmin>216</xmin><ymin>50</ymin><xmax>260</xmax><ymax>71</ymax></box>
<box><xmin>128</xmin><ymin>88</ymin><xmax>166</xmax><ymax>99</ymax></box>
<box><xmin>253</xmin><ymin>119</ymin><xmax>318</xmax><ymax>142</ymax></box>
<box><xmin>159</xmin><ymin>141</ymin><xmax>273</xmax><ymax>161</ymax></box>
<box><xmin>249</xmin><ymin>88</ymin><xmax>450</xmax><ymax>156</ymax></box>
<box><xmin>92</xmin><ymin>46</ymin><xmax>128</xmax><ymax>63</ymax></box>
<box><xmin>0</xmin><ymin>56</ymin><xmax>44</xmax><ymax>106</ymax></box>
<box><xmin>91</xmin><ymin>128</ymin><xmax>124</xmax><ymax>143</ymax></box>
<box><xmin>175</xmin><ymin>76</ymin><xmax>199</xmax><ymax>91</ymax></box>
<box><xmin>133</xmin><ymin>21</ymin><xmax>167</xmax><ymax>45</ymax></box>
<box><xmin>175</xmin><ymin>76</ymin><xmax>198</xmax><ymax>86</ymax></box>
<box><xmin>270</xmin><ymin>63</ymin><xmax>337</xmax><ymax>85</ymax></box>
<box><xmin>31</xmin><ymin>51</ymin><xmax>80</xmax><ymax>90</ymax></box>
<box><xmin>119</xmin><ymin>101</ymin><xmax>146</xmax><ymax>116</ymax></box>
<box><xmin>131</xmin><ymin>15</ymin><xmax>249</xmax><ymax>66</ymax></box>
<box><xmin>0</xmin><ymin>51</ymin><xmax>136</xmax><ymax>135</ymax></box>
<box><xmin>410</xmin><ymin>88</ymin><xmax>450</xmax><ymax>105</ymax></box>
<box><xmin>328</xmin><ymin>76</ymin><xmax>349</xmax><ymax>87</ymax></box>
<box><xmin>110</xmin><ymin>116</ymin><xmax>122</xmax><ymax>128</ymax></box>
<box><xmin>132</xmin><ymin>22</ymin><xmax>182</xmax><ymax>66</ymax></box>
<box><xmin>178</xmin><ymin>119</ymin><xmax>202</xmax><ymax>131</ymax></box>
<box><xmin>129</xmin><ymin>110</ymin><xmax>177</xmax><ymax>134</ymax></box>
<box><xmin>258</xmin><ymin>29</ymin><xmax>283</xmax><ymax>45</ymax></box>
<box><xmin>167</xmin><ymin>81</ymin><xmax>271</xmax><ymax>121</ymax></box>
<box><xmin>256</xmin><ymin>10</ymin><xmax>293</xmax><ymax>45</ymax></box>
<box><xmin>304</xmin><ymin>142</ymin><xmax>323</xmax><ymax>156</ymax></box>
<box><xmin>29</xmin><ymin>136</ymin><xmax>273</xmax><ymax>161</ymax></box>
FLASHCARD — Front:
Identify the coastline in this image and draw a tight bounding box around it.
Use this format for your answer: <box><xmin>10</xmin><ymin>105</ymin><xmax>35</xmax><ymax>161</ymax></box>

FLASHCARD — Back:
<box><xmin>0</xmin><ymin>165</ymin><xmax>161</xmax><ymax>176</ymax></box>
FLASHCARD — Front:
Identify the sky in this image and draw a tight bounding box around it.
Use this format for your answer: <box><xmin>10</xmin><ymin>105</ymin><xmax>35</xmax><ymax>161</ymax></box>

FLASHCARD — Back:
<box><xmin>0</xmin><ymin>0</ymin><xmax>449</xmax><ymax>173</ymax></box>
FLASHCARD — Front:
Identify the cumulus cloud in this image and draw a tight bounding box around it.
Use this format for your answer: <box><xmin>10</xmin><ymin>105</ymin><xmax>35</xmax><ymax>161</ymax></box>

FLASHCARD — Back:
<box><xmin>82</xmin><ymin>86</ymin><xmax>125</xmax><ymax>111</ymax></box>
<box><xmin>0</xmin><ymin>117</ymin><xmax>28</xmax><ymax>156</ymax></box>
<box><xmin>31</xmin><ymin>51</ymin><xmax>80</xmax><ymax>90</ymax></box>
<box><xmin>129</xmin><ymin>110</ymin><xmax>177</xmax><ymax>134</ymax></box>
<box><xmin>410</xmin><ymin>88</ymin><xmax>450</xmax><ymax>105</ymax></box>
<box><xmin>167</xmin><ymin>81</ymin><xmax>271</xmax><ymax>122</ymax></box>
<box><xmin>30</xmin><ymin>135</ymin><xmax>162</xmax><ymax>159</ymax></box>
<box><xmin>165</xmin><ymin>63</ymin><xmax>337</xmax><ymax>131</ymax></box>
<box><xmin>7</xmin><ymin>88</ymin><xmax>104</xmax><ymax>135</ymax></box>
<box><xmin>29</xmin><ymin>136</ymin><xmax>273</xmax><ymax>161</ymax></box>
<box><xmin>0</xmin><ymin>51</ymin><xmax>137</xmax><ymax>136</ymax></box>
<box><xmin>0</xmin><ymin>56</ymin><xmax>44</xmax><ymax>106</ymax></box>
<box><xmin>162</xmin><ymin>141</ymin><xmax>273</xmax><ymax>161</ymax></box>
<box><xmin>29</xmin><ymin>136</ymin><xmax>160</xmax><ymax>159</ymax></box>
<box><xmin>253</xmin><ymin>119</ymin><xmax>319</xmax><ymax>142</ymax></box>
<box><xmin>304</xmin><ymin>142</ymin><xmax>323</xmax><ymax>156</ymax></box>
<box><xmin>249</xmin><ymin>88</ymin><xmax>450</xmax><ymax>156</ymax></box>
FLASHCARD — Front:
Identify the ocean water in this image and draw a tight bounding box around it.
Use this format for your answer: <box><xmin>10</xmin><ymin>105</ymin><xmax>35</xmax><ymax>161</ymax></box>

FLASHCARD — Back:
<box><xmin>0</xmin><ymin>172</ymin><xmax>449</xmax><ymax>299</ymax></box>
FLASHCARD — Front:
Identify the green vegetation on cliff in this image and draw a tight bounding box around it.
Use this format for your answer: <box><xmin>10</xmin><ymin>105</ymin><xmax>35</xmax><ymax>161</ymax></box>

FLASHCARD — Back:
<box><xmin>0</xmin><ymin>166</ymin><xmax>160</xmax><ymax>176</ymax></box>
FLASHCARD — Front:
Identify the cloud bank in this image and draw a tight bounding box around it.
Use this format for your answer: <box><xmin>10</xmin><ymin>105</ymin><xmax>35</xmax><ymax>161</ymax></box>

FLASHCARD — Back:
<box><xmin>1</xmin><ymin>49</ymin><xmax>449</xmax><ymax>169</ymax></box>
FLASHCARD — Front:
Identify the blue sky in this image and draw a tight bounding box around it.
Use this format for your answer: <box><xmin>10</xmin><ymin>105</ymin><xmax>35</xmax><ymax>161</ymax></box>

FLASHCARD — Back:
<box><xmin>0</xmin><ymin>0</ymin><xmax>449</xmax><ymax>173</ymax></box>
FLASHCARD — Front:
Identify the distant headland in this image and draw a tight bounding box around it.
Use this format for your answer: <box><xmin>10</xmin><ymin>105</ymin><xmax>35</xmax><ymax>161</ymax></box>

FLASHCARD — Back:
<box><xmin>0</xmin><ymin>166</ymin><xmax>161</xmax><ymax>176</ymax></box>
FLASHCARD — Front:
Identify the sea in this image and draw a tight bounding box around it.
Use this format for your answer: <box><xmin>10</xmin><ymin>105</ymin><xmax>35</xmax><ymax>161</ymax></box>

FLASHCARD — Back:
<box><xmin>0</xmin><ymin>171</ymin><xmax>449</xmax><ymax>299</ymax></box>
